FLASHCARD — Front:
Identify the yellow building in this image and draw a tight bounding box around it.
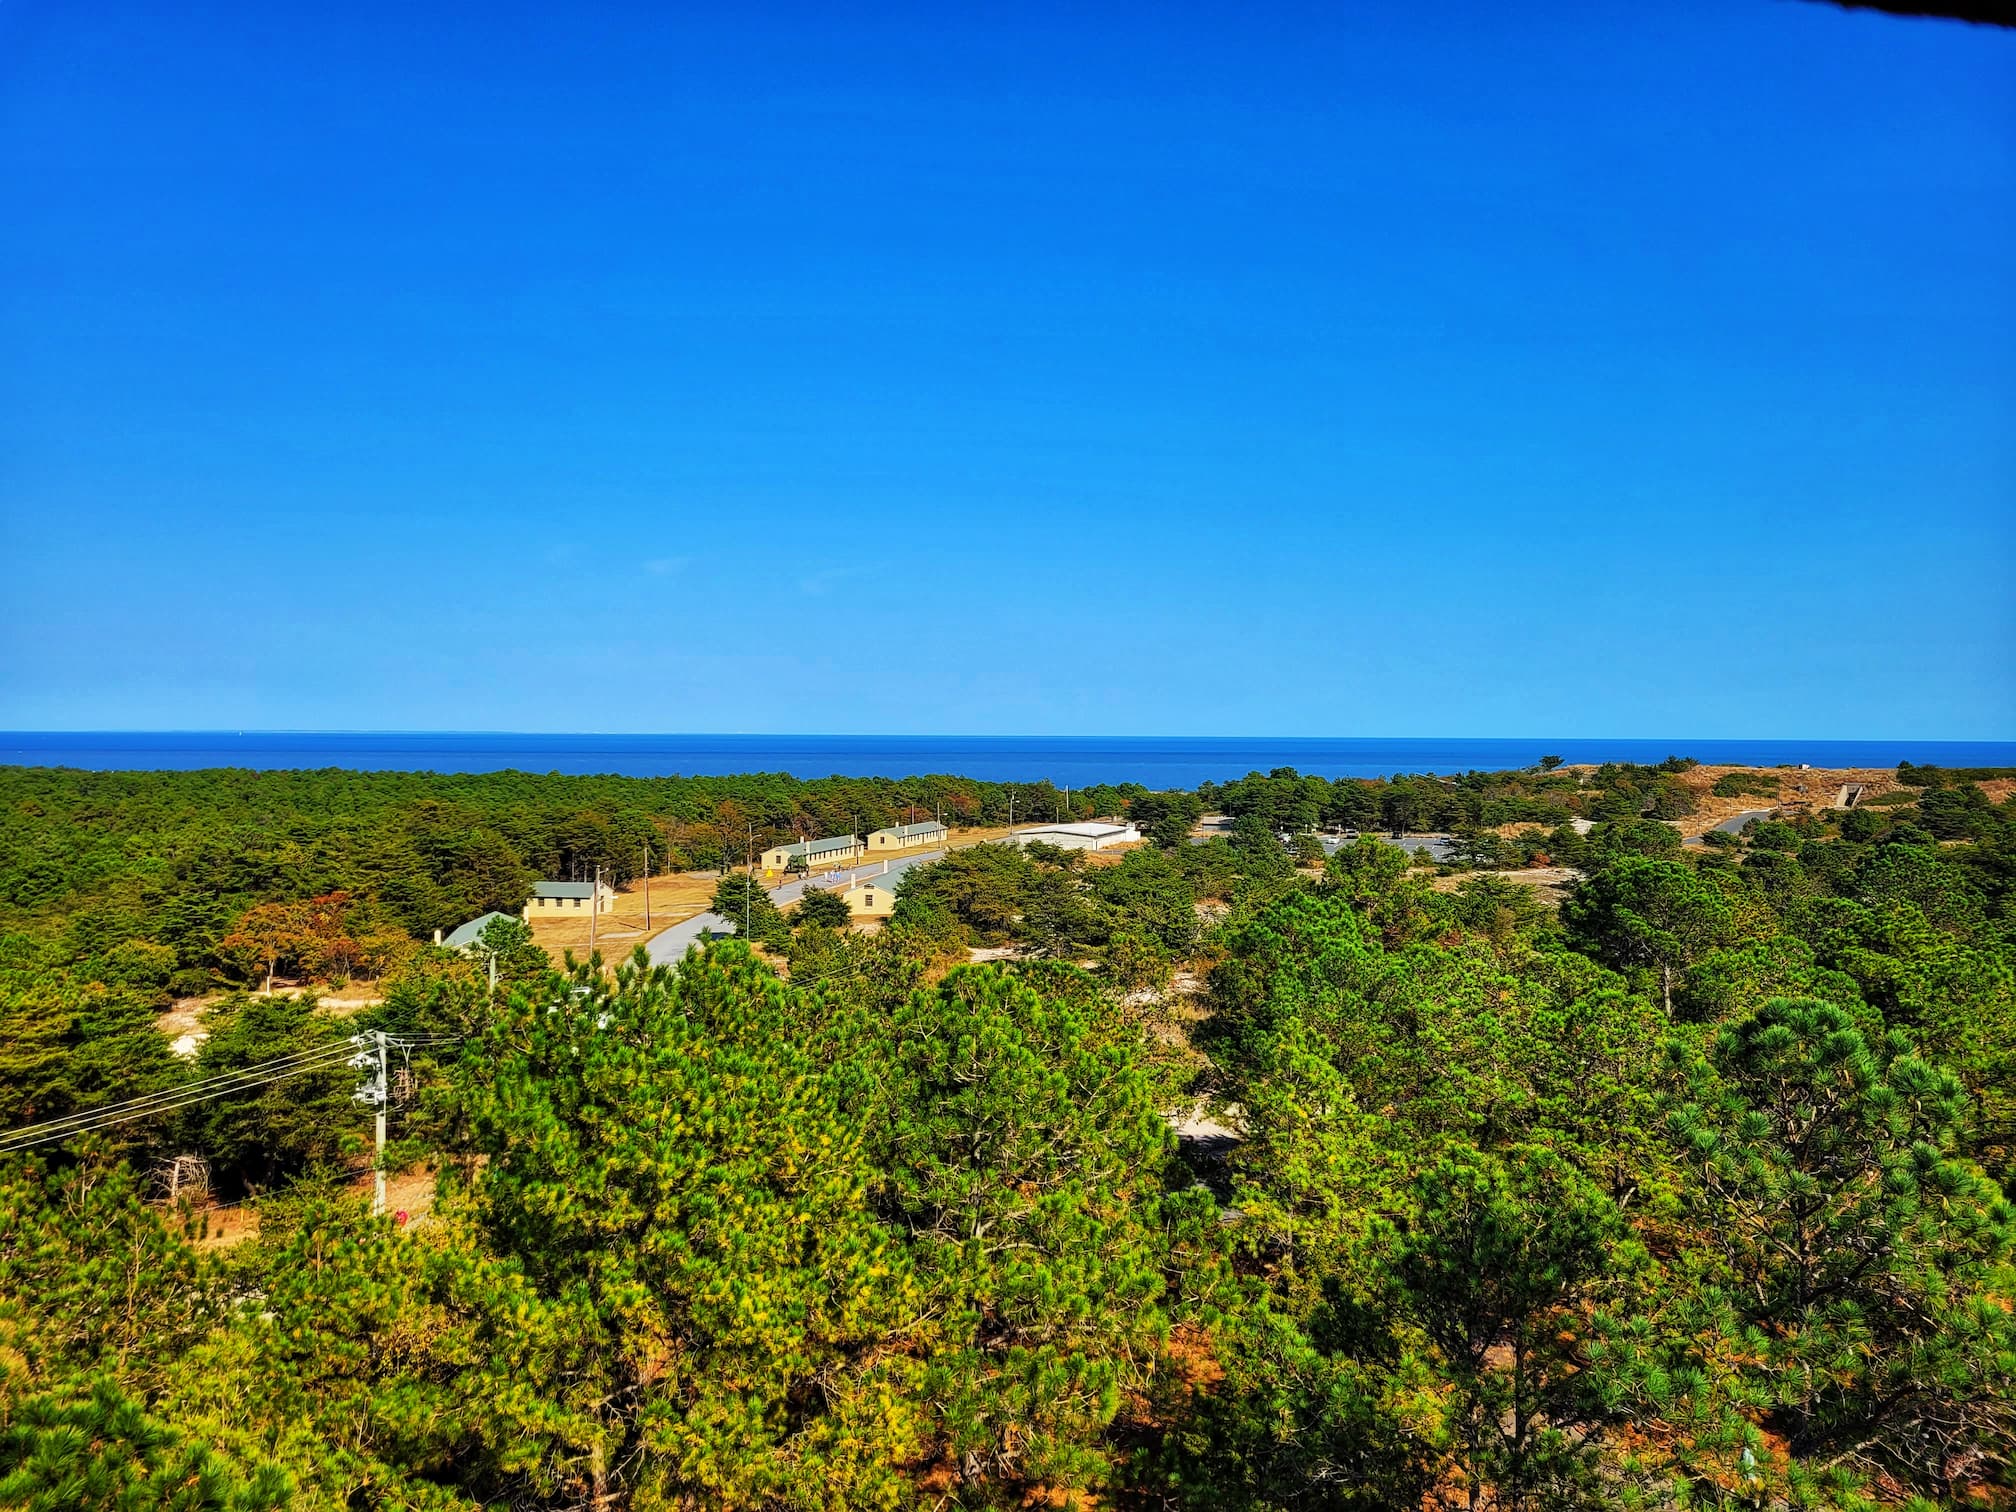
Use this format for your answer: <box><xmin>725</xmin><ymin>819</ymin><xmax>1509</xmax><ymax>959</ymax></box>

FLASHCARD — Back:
<box><xmin>759</xmin><ymin>833</ymin><xmax>863</xmax><ymax>878</ymax></box>
<box><xmin>837</xmin><ymin>871</ymin><xmax>899</xmax><ymax>917</ymax></box>
<box><xmin>524</xmin><ymin>880</ymin><xmax>617</xmax><ymax>917</ymax></box>
<box><xmin>867</xmin><ymin>819</ymin><xmax>947</xmax><ymax>852</ymax></box>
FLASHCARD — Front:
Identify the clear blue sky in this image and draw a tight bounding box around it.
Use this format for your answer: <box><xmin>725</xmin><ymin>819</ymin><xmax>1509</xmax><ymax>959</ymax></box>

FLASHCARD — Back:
<box><xmin>3</xmin><ymin>1</ymin><xmax>2011</xmax><ymax>738</ymax></box>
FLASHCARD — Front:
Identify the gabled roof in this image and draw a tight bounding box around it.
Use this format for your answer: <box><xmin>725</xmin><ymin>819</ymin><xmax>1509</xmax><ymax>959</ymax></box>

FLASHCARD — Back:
<box><xmin>532</xmin><ymin>880</ymin><xmax>600</xmax><ymax>899</ymax></box>
<box><xmin>443</xmin><ymin>911</ymin><xmax>514</xmax><ymax>949</ymax></box>
<box><xmin>876</xmin><ymin>820</ymin><xmax>946</xmax><ymax>838</ymax></box>
<box><xmin>770</xmin><ymin>834</ymin><xmax>860</xmax><ymax>858</ymax></box>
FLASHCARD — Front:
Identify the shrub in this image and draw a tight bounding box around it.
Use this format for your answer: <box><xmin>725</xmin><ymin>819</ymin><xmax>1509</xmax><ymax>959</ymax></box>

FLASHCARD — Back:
<box><xmin>1711</xmin><ymin>772</ymin><xmax>1779</xmax><ymax>799</ymax></box>
<box><xmin>794</xmin><ymin>886</ymin><xmax>854</xmax><ymax>929</ymax></box>
<box><xmin>1745</xmin><ymin>820</ymin><xmax>1802</xmax><ymax>853</ymax></box>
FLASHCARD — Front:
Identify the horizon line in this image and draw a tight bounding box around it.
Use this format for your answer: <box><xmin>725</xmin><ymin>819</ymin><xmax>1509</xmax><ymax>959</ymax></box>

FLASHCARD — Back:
<box><xmin>5</xmin><ymin>730</ymin><xmax>2013</xmax><ymax>746</ymax></box>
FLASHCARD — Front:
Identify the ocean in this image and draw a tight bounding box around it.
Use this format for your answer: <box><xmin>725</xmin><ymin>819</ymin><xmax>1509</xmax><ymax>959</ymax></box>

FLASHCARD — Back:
<box><xmin>5</xmin><ymin>733</ymin><xmax>2013</xmax><ymax>787</ymax></box>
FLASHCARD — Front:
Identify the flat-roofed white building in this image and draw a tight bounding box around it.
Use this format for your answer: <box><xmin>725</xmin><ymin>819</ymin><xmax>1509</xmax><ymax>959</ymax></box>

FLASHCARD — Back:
<box><xmin>1006</xmin><ymin>821</ymin><xmax>1142</xmax><ymax>852</ymax></box>
<box><xmin>867</xmin><ymin>819</ymin><xmax>946</xmax><ymax>853</ymax></box>
<box><xmin>524</xmin><ymin>880</ymin><xmax>617</xmax><ymax>917</ymax></box>
<box><xmin>760</xmin><ymin>833</ymin><xmax>863</xmax><ymax>877</ymax></box>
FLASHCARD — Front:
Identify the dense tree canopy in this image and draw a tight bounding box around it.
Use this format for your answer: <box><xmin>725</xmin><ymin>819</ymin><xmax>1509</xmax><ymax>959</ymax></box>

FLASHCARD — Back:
<box><xmin>3</xmin><ymin>758</ymin><xmax>2014</xmax><ymax>1508</ymax></box>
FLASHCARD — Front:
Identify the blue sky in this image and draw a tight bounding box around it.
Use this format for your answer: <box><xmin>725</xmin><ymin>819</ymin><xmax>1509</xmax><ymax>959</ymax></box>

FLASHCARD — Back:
<box><xmin>2</xmin><ymin>1</ymin><xmax>2011</xmax><ymax>738</ymax></box>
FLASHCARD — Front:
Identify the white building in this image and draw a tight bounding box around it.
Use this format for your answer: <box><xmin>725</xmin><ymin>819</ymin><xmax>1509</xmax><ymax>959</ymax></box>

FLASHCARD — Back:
<box><xmin>1005</xmin><ymin>821</ymin><xmax>1142</xmax><ymax>852</ymax></box>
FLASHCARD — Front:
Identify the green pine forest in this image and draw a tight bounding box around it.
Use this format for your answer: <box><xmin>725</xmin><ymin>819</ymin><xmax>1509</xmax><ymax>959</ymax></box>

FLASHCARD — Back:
<box><xmin>3</xmin><ymin>757</ymin><xmax>2015</xmax><ymax>1509</ymax></box>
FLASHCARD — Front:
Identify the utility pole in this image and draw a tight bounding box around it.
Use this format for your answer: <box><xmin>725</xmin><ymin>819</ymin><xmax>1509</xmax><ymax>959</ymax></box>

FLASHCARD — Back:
<box><xmin>643</xmin><ymin>842</ymin><xmax>652</xmax><ymax>929</ymax></box>
<box><xmin>588</xmin><ymin>864</ymin><xmax>600</xmax><ymax>964</ymax></box>
<box><xmin>371</xmin><ymin>1030</ymin><xmax>388</xmax><ymax>1217</ymax></box>
<box><xmin>745</xmin><ymin>824</ymin><xmax>755</xmax><ymax>938</ymax></box>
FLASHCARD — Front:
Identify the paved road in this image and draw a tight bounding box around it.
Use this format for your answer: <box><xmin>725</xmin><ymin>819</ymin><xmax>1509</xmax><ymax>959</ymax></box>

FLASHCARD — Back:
<box><xmin>643</xmin><ymin>908</ymin><xmax>736</xmax><ymax>963</ymax></box>
<box><xmin>766</xmin><ymin>850</ymin><xmax>944</xmax><ymax>905</ymax></box>
<box><xmin>643</xmin><ymin>848</ymin><xmax>950</xmax><ymax>966</ymax></box>
<box><xmin>1681</xmin><ymin>808</ymin><xmax>1779</xmax><ymax>846</ymax></box>
<box><xmin>1712</xmin><ymin>808</ymin><xmax>1778</xmax><ymax>835</ymax></box>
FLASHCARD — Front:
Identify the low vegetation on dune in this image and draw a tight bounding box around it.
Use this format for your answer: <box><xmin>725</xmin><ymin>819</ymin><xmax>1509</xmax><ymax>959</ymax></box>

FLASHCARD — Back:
<box><xmin>2</xmin><ymin>758</ymin><xmax>2014</xmax><ymax>1508</ymax></box>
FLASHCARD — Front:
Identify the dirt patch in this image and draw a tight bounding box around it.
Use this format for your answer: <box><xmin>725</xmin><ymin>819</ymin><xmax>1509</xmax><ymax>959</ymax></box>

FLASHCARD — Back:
<box><xmin>1079</xmin><ymin>843</ymin><xmax>1148</xmax><ymax>868</ymax></box>
<box><xmin>313</xmin><ymin>993</ymin><xmax>385</xmax><ymax>1018</ymax></box>
<box><xmin>369</xmin><ymin>1167</ymin><xmax>439</xmax><ymax>1228</ymax></box>
<box><xmin>155</xmin><ymin>1002</ymin><xmax>208</xmax><ymax>1058</ymax></box>
<box><xmin>183</xmin><ymin>1201</ymin><xmax>261</xmax><ymax>1250</ymax></box>
<box><xmin>181</xmin><ymin>1165</ymin><xmax>440</xmax><ymax>1252</ymax></box>
<box><xmin>1490</xmin><ymin>819</ymin><xmax>1570</xmax><ymax>839</ymax></box>
<box><xmin>1431</xmin><ymin>866</ymin><xmax>1580</xmax><ymax>906</ymax></box>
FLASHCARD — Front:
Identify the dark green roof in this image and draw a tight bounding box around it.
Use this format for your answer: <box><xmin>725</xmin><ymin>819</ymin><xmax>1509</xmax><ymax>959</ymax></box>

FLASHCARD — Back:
<box><xmin>771</xmin><ymin>834</ymin><xmax>859</xmax><ymax>858</ymax></box>
<box><xmin>443</xmin><ymin>911</ymin><xmax>514</xmax><ymax>949</ymax></box>
<box><xmin>877</xmin><ymin>821</ymin><xmax>946</xmax><ymax>839</ymax></box>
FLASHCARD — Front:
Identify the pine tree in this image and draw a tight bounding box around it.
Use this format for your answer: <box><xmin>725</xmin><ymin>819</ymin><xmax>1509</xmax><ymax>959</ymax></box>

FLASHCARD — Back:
<box><xmin>855</xmin><ymin>964</ymin><xmax>1180</xmax><ymax>1498</ymax></box>
<box><xmin>1663</xmin><ymin>998</ymin><xmax>2016</xmax><ymax>1498</ymax></box>
<box><xmin>454</xmin><ymin>944</ymin><xmax>929</xmax><ymax>1507</ymax></box>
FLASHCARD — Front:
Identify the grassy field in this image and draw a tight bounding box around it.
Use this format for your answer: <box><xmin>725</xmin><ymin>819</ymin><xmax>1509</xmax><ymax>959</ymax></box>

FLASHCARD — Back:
<box><xmin>1668</xmin><ymin>764</ymin><xmax>1907</xmax><ymax>835</ymax></box>
<box><xmin>1523</xmin><ymin>765</ymin><xmax>1928</xmax><ymax>838</ymax></box>
<box><xmin>525</xmin><ymin>869</ymin><xmax>720</xmax><ymax>960</ymax></box>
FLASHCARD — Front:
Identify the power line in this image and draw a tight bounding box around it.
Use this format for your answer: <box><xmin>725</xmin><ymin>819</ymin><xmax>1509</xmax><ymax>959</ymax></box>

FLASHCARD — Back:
<box><xmin>0</xmin><ymin>1063</ymin><xmax>357</xmax><ymax>1153</ymax></box>
<box><xmin>0</xmin><ymin>1033</ymin><xmax>465</xmax><ymax>1155</ymax></box>
<box><xmin>0</xmin><ymin>1043</ymin><xmax>363</xmax><ymax>1146</ymax></box>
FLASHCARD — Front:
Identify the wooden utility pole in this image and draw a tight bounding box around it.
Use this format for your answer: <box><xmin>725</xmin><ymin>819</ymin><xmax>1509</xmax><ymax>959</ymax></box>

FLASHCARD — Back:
<box><xmin>643</xmin><ymin>842</ymin><xmax>652</xmax><ymax>929</ymax></box>
<box><xmin>588</xmin><ymin>864</ymin><xmax>600</xmax><ymax>962</ymax></box>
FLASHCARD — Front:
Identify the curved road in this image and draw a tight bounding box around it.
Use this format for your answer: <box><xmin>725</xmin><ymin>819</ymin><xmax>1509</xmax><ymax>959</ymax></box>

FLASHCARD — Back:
<box><xmin>1712</xmin><ymin>808</ymin><xmax>1778</xmax><ymax>836</ymax></box>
